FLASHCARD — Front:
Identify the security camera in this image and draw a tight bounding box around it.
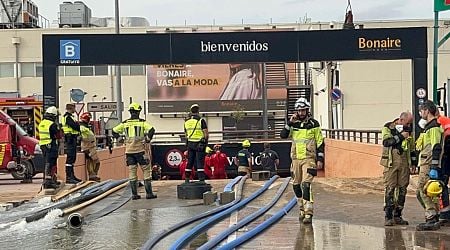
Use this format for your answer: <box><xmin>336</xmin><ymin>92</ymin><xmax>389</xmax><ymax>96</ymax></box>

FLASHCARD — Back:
<box><xmin>329</xmin><ymin>21</ymin><xmax>335</xmax><ymax>29</ymax></box>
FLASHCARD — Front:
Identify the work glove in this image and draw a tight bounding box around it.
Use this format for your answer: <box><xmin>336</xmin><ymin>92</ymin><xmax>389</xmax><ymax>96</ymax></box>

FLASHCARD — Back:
<box><xmin>429</xmin><ymin>166</ymin><xmax>440</xmax><ymax>180</ymax></box>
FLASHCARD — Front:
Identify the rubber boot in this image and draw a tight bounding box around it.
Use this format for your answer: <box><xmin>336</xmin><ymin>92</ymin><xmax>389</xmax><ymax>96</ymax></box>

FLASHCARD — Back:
<box><xmin>416</xmin><ymin>215</ymin><xmax>440</xmax><ymax>231</ymax></box>
<box><xmin>144</xmin><ymin>180</ymin><xmax>157</xmax><ymax>199</ymax></box>
<box><xmin>70</xmin><ymin>165</ymin><xmax>82</xmax><ymax>182</ymax></box>
<box><xmin>197</xmin><ymin>171</ymin><xmax>206</xmax><ymax>184</ymax></box>
<box><xmin>130</xmin><ymin>181</ymin><xmax>141</xmax><ymax>200</ymax></box>
<box><xmin>384</xmin><ymin>207</ymin><xmax>394</xmax><ymax>226</ymax></box>
<box><xmin>43</xmin><ymin>164</ymin><xmax>58</xmax><ymax>189</ymax></box>
<box><xmin>185</xmin><ymin>171</ymin><xmax>191</xmax><ymax>184</ymax></box>
<box><xmin>66</xmin><ymin>165</ymin><xmax>80</xmax><ymax>184</ymax></box>
<box><xmin>393</xmin><ymin>208</ymin><xmax>409</xmax><ymax>225</ymax></box>
<box><xmin>43</xmin><ymin>178</ymin><xmax>59</xmax><ymax>189</ymax></box>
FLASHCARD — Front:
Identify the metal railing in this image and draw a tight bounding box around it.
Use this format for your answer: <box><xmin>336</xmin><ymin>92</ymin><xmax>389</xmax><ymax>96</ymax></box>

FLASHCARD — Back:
<box><xmin>323</xmin><ymin>129</ymin><xmax>382</xmax><ymax>145</ymax></box>
<box><xmin>152</xmin><ymin>130</ymin><xmax>283</xmax><ymax>144</ymax></box>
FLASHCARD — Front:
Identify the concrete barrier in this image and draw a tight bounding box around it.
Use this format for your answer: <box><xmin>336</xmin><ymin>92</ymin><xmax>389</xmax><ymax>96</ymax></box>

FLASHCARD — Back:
<box><xmin>324</xmin><ymin>139</ymin><xmax>383</xmax><ymax>178</ymax></box>
<box><xmin>56</xmin><ymin>146</ymin><xmax>144</xmax><ymax>181</ymax></box>
<box><xmin>56</xmin><ymin>138</ymin><xmax>383</xmax><ymax>181</ymax></box>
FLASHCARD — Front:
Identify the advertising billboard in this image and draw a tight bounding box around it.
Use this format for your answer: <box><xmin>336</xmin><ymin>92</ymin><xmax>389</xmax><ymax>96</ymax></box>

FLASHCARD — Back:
<box><xmin>146</xmin><ymin>63</ymin><xmax>290</xmax><ymax>112</ymax></box>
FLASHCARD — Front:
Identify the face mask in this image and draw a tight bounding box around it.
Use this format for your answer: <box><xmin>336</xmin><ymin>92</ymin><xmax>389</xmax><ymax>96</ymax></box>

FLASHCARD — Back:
<box><xmin>395</xmin><ymin>125</ymin><xmax>404</xmax><ymax>133</ymax></box>
<box><xmin>418</xmin><ymin>119</ymin><xmax>427</xmax><ymax>129</ymax></box>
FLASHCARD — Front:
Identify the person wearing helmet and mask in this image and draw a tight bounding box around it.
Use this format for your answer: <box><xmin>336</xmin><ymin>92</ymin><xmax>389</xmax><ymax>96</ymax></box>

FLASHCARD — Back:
<box><xmin>280</xmin><ymin>97</ymin><xmax>324</xmax><ymax>224</ymax></box>
<box><xmin>204</xmin><ymin>146</ymin><xmax>214</xmax><ymax>179</ymax></box>
<box><xmin>211</xmin><ymin>144</ymin><xmax>228</xmax><ymax>179</ymax></box>
<box><xmin>380</xmin><ymin>112</ymin><xmax>415</xmax><ymax>226</ymax></box>
<box><xmin>62</xmin><ymin>103</ymin><xmax>82</xmax><ymax>184</ymax></box>
<box><xmin>416</xmin><ymin>100</ymin><xmax>443</xmax><ymax>231</ymax></box>
<box><xmin>39</xmin><ymin>106</ymin><xmax>62</xmax><ymax>189</ymax></box>
<box><xmin>184</xmin><ymin>103</ymin><xmax>209</xmax><ymax>183</ymax></box>
<box><xmin>235</xmin><ymin>139</ymin><xmax>252</xmax><ymax>176</ymax></box>
<box><xmin>179</xmin><ymin>151</ymin><xmax>195</xmax><ymax>180</ymax></box>
<box><xmin>79</xmin><ymin>112</ymin><xmax>100</xmax><ymax>182</ymax></box>
<box><xmin>113</xmin><ymin>102</ymin><xmax>157</xmax><ymax>200</ymax></box>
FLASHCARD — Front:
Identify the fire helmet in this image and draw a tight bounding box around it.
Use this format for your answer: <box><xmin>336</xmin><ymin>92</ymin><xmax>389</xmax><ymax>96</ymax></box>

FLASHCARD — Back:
<box><xmin>242</xmin><ymin>139</ymin><xmax>251</xmax><ymax>148</ymax></box>
<box><xmin>80</xmin><ymin>112</ymin><xmax>92</xmax><ymax>122</ymax></box>
<box><xmin>129</xmin><ymin>102</ymin><xmax>142</xmax><ymax>112</ymax></box>
<box><xmin>425</xmin><ymin>180</ymin><xmax>443</xmax><ymax>197</ymax></box>
<box><xmin>294</xmin><ymin>97</ymin><xmax>311</xmax><ymax>110</ymax></box>
<box><xmin>45</xmin><ymin>106</ymin><xmax>59</xmax><ymax>116</ymax></box>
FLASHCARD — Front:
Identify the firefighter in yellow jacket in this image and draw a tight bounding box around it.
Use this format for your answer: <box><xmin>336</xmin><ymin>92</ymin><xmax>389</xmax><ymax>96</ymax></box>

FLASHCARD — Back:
<box><xmin>113</xmin><ymin>103</ymin><xmax>157</xmax><ymax>200</ymax></box>
<box><xmin>380</xmin><ymin>112</ymin><xmax>415</xmax><ymax>226</ymax></box>
<box><xmin>280</xmin><ymin>97</ymin><xmax>324</xmax><ymax>224</ymax></box>
<box><xmin>79</xmin><ymin>112</ymin><xmax>100</xmax><ymax>181</ymax></box>
<box><xmin>416</xmin><ymin>100</ymin><xmax>444</xmax><ymax>231</ymax></box>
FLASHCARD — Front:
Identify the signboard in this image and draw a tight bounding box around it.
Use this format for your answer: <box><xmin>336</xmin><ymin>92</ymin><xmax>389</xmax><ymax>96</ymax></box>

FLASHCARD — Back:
<box><xmin>147</xmin><ymin>63</ymin><xmax>294</xmax><ymax>112</ymax></box>
<box><xmin>74</xmin><ymin>103</ymin><xmax>85</xmax><ymax>115</ymax></box>
<box><xmin>151</xmin><ymin>141</ymin><xmax>292</xmax><ymax>179</ymax></box>
<box><xmin>87</xmin><ymin>102</ymin><xmax>119</xmax><ymax>112</ymax></box>
<box><xmin>331</xmin><ymin>88</ymin><xmax>342</xmax><ymax>102</ymax></box>
<box><xmin>435</xmin><ymin>0</ymin><xmax>450</xmax><ymax>12</ymax></box>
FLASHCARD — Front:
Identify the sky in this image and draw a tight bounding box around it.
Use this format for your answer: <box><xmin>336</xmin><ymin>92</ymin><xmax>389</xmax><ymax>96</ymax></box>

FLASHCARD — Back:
<box><xmin>34</xmin><ymin>0</ymin><xmax>450</xmax><ymax>26</ymax></box>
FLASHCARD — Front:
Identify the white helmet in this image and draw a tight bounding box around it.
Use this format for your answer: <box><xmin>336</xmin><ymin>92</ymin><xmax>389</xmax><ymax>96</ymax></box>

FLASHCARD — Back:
<box><xmin>45</xmin><ymin>106</ymin><xmax>59</xmax><ymax>116</ymax></box>
<box><xmin>294</xmin><ymin>97</ymin><xmax>311</xmax><ymax>110</ymax></box>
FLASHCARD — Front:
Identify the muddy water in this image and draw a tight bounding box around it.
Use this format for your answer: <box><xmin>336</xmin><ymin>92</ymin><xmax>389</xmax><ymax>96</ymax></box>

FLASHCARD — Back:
<box><xmin>1</xmin><ymin>178</ymin><xmax>450</xmax><ymax>249</ymax></box>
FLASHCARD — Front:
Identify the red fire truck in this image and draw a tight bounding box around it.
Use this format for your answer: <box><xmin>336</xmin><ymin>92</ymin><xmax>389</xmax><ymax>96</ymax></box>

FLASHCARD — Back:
<box><xmin>0</xmin><ymin>110</ymin><xmax>44</xmax><ymax>180</ymax></box>
<box><xmin>0</xmin><ymin>97</ymin><xmax>42</xmax><ymax>139</ymax></box>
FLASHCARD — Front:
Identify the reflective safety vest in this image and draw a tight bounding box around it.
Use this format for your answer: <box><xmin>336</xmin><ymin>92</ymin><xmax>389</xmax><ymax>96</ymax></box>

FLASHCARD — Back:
<box><xmin>184</xmin><ymin>118</ymin><xmax>204</xmax><ymax>142</ymax></box>
<box><xmin>290</xmin><ymin>122</ymin><xmax>323</xmax><ymax>160</ymax></box>
<box><xmin>419</xmin><ymin>122</ymin><xmax>443</xmax><ymax>167</ymax></box>
<box><xmin>38</xmin><ymin>119</ymin><xmax>53</xmax><ymax>145</ymax></box>
<box><xmin>62</xmin><ymin>114</ymin><xmax>79</xmax><ymax>135</ymax></box>
<box><xmin>112</xmin><ymin>119</ymin><xmax>153</xmax><ymax>153</ymax></box>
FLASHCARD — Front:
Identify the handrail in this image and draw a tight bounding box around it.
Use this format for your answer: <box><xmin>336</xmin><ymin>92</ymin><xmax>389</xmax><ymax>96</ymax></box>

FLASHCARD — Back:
<box><xmin>323</xmin><ymin>128</ymin><xmax>382</xmax><ymax>144</ymax></box>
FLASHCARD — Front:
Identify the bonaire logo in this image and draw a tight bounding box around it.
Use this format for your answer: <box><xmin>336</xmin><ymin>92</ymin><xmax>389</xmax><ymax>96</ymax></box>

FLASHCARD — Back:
<box><xmin>60</xmin><ymin>40</ymin><xmax>80</xmax><ymax>64</ymax></box>
<box><xmin>358</xmin><ymin>37</ymin><xmax>401</xmax><ymax>52</ymax></box>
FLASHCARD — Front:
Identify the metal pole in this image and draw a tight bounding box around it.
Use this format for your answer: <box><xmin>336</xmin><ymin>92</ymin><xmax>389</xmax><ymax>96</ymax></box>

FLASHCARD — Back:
<box><xmin>262</xmin><ymin>64</ymin><xmax>268</xmax><ymax>139</ymax></box>
<box><xmin>433</xmin><ymin>11</ymin><xmax>439</xmax><ymax>102</ymax></box>
<box><xmin>114</xmin><ymin>0</ymin><xmax>123</xmax><ymax>122</ymax></box>
<box><xmin>14</xmin><ymin>43</ymin><xmax>19</xmax><ymax>94</ymax></box>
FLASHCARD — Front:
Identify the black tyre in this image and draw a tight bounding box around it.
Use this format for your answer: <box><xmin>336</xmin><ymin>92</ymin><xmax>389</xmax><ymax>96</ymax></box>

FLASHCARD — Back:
<box><xmin>11</xmin><ymin>160</ymin><xmax>34</xmax><ymax>180</ymax></box>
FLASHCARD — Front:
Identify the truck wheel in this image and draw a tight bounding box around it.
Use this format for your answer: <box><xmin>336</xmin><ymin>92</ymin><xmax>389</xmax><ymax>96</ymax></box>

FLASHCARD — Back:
<box><xmin>11</xmin><ymin>160</ymin><xmax>34</xmax><ymax>180</ymax></box>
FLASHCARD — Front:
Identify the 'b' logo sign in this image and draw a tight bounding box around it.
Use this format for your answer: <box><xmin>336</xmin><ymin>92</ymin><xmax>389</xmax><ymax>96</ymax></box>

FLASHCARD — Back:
<box><xmin>60</xmin><ymin>40</ymin><xmax>80</xmax><ymax>64</ymax></box>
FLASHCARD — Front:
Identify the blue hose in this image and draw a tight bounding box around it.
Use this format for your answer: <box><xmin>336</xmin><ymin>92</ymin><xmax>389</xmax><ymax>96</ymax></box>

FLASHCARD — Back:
<box><xmin>198</xmin><ymin>177</ymin><xmax>291</xmax><ymax>250</ymax></box>
<box><xmin>216</xmin><ymin>197</ymin><xmax>297</xmax><ymax>250</ymax></box>
<box><xmin>141</xmin><ymin>176</ymin><xmax>246</xmax><ymax>250</ymax></box>
<box><xmin>224</xmin><ymin>176</ymin><xmax>242</xmax><ymax>192</ymax></box>
<box><xmin>169</xmin><ymin>175</ymin><xmax>279</xmax><ymax>250</ymax></box>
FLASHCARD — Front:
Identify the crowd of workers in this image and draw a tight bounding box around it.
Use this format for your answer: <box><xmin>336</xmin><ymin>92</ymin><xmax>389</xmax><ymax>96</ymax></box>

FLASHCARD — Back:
<box><xmin>32</xmin><ymin>95</ymin><xmax>450</xmax><ymax>232</ymax></box>
<box><xmin>380</xmin><ymin>100</ymin><xmax>450</xmax><ymax>231</ymax></box>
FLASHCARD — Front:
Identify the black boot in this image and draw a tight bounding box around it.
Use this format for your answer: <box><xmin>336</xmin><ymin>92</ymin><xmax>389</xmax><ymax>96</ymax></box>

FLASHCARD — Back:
<box><xmin>197</xmin><ymin>171</ymin><xmax>206</xmax><ymax>184</ymax></box>
<box><xmin>185</xmin><ymin>171</ymin><xmax>191</xmax><ymax>184</ymax></box>
<box><xmin>416</xmin><ymin>215</ymin><xmax>440</xmax><ymax>231</ymax></box>
<box><xmin>66</xmin><ymin>164</ymin><xmax>80</xmax><ymax>184</ymax></box>
<box><xmin>69</xmin><ymin>164</ymin><xmax>82</xmax><ymax>182</ymax></box>
<box><xmin>384</xmin><ymin>206</ymin><xmax>394</xmax><ymax>226</ymax></box>
<box><xmin>144</xmin><ymin>180</ymin><xmax>157</xmax><ymax>199</ymax></box>
<box><xmin>43</xmin><ymin>179</ymin><xmax>59</xmax><ymax>189</ymax></box>
<box><xmin>393</xmin><ymin>208</ymin><xmax>409</xmax><ymax>225</ymax></box>
<box><xmin>43</xmin><ymin>164</ymin><xmax>58</xmax><ymax>189</ymax></box>
<box><xmin>130</xmin><ymin>181</ymin><xmax>141</xmax><ymax>200</ymax></box>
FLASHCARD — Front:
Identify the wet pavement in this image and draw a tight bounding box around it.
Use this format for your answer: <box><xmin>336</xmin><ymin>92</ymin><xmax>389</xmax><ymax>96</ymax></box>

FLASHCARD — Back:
<box><xmin>0</xmin><ymin>177</ymin><xmax>449</xmax><ymax>249</ymax></box>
